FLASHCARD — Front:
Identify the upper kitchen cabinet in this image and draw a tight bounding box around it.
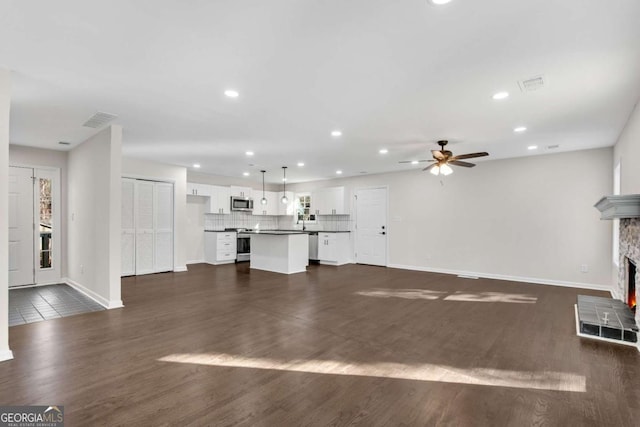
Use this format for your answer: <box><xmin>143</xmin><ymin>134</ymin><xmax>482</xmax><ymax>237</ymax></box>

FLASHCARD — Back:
<box><xmin>277</xmin><ymin>191</ymin><xmax>296</xmax><ymax>216</ymax></box>
<box><xmin>253</xmin><ymin>191</ymin><xmax>279</xmax><ymax>216</ymax></box>
<box><xmin>187</xmin><ymin>182</ymin><xmax>211</xmax><ymax>197</ymax></box>
<box><xmin>230</xmin><ymin>186</ymin><xmax>253</xmax><ymax>199</ymax></box>
<box><xmin>313</xmin><ymin>187</ymin><xmax>347</xmax><ymax>215</ymax></box>
<box><xmin>209</xmin><ymin>185</ymin><xmax>231</xmax><ymax>214</ymax></box>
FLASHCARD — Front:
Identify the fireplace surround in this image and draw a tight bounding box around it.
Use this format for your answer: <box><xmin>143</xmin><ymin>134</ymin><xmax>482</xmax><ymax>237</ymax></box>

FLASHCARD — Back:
<box><xmin>595</xmin><ymin>195</ymin><xmax>640</xmax><ymax>324</ymax></box>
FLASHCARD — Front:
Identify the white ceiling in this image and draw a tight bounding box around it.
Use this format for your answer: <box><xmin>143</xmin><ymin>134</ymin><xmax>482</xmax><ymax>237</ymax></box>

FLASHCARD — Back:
<box><xmin>2</xmin><ymin>0</ymin><xmax>639</xmax><ymax>183</ymax></box>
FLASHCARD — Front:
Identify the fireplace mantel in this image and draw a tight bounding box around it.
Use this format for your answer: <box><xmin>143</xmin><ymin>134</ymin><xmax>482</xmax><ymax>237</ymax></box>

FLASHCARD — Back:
<box><xmin>594</xmin><ymin>195</ymin><xmax>640</xmax><ymax>220</ymax></box>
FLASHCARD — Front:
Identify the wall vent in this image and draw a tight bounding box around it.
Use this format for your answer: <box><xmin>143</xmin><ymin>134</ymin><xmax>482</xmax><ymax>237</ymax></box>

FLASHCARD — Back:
<box><xmin>83</xmin><ymin>111</ymin><xmax>118</xmax><ymax>128</ymax></box>
<box><xmin>518</xmin><ymin>75</ymin><xmax>545</xmax><ymax>92</ymax></box>
<box><xmin>547</xmin><ymin>144</ymin><xmax>560</xmax><ymax>150</ymax></box>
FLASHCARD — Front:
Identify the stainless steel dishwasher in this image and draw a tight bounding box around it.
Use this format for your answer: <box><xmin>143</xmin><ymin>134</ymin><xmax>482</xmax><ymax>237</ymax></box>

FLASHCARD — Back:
<box><xmin>308</xmin><ymin>232</ymin><xmax>319</xmax><ymax>261</ymax></box>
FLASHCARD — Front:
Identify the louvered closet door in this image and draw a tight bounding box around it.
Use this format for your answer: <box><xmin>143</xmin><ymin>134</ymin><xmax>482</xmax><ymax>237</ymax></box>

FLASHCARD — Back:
<box><xmin>121</xmin><ymin>178</ymin><xmax>136</xmax><ymax>276</ymax></box>
<box><xmin>135</xmin><ymin>181</ymin><xmax>155</xmax><ymax>275</ymax></box>
<box><xmin>154</xmin><ymin>182</ymin><xmax>174</xmax><ymax>272</ymax></box>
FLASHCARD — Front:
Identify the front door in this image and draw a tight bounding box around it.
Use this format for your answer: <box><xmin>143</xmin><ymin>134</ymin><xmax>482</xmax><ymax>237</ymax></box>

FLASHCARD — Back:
<box><xmin>8</xmin><ymin>166</ymin><xmax>61</xmax><ymax>287</ymax></box>
<box><xmin>8</xmin><ymin>167</ymin><xmax>34</xmax><ymax>287</ymax></box>
<box><xmin>355</xmin><ymin>187</ymin><xmax>388</xmax><ymax>266</ymax></box>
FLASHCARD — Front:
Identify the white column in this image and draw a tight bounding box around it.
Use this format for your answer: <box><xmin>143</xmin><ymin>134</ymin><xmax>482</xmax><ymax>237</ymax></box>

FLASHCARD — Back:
<box><xmin>0</xmin><ymin>69</ymin><xmax>13</xmax><ymax>362</ymax></box>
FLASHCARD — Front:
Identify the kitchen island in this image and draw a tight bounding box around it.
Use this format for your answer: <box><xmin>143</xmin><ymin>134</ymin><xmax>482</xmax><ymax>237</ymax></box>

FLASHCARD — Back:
<box><xmin>250</xmin><ymin>231</ymin><xmax>309</xmax><ymax>274</ymax></box>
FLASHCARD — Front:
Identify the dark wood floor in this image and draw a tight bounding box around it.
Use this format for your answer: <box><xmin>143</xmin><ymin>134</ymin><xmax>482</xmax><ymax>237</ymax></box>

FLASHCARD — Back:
<box><xmin>2</xmin><ymin>263</ymin><xmax>640</xmax><ymax>426</ymax></box>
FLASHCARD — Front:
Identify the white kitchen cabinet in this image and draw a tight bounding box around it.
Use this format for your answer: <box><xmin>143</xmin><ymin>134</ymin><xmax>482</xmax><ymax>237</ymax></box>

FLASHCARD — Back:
<box><xmin>204</xmin><ymin>231</ymin><xmax>237</xmax><ymax>265</ymax></box>
<box><xmin>317</xmin><ymin>232</ymin><xmax>351</xmax><ymax>266</ymax></box>
<box><xmin>230</xmin><ymin>186</ymin><xmax>253</xmax><ymax>199</ymax></box>
<box><xmin>253</xmin><ymin>191</ymin><xmax>279</xmax><ymax>216</ymax></box>
<box><xmin>312</xmin><ymin>187</ymin><xmax>347</xmax><ymax>215</ymax></box>
<box><xmin>209</xmin><ymin>185</ymin><xmax>231</xmax><ymax>214</ymax></box>
<box><xmin>277</xmin><ymin>191</ymin><xmax>296</xmax><ymax>216</ymax></box>
<box><xmin>187</xmin><ymin>182</ymin><xmax>211</xmax><ymax>196</ymax></box>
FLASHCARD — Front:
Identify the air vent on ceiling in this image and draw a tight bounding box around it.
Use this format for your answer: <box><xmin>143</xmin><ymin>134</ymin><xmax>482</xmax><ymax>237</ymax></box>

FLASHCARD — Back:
<box><xmin>83</xmin><ymin>111</ymin><xmax>118</xmax><ymax>128</ymax></box>
<box><xmin>518</xmin><ymin>75</ymin><xmax>545</xmax><ymax>92</ymax></box>
<box><xmin>58</xmin><ymin>141</ymin><xmax>71</xmax><ymax>146</ymax></box>
<box><xmin>547</xmin><ymin>144</ymin><xmax>560</xmax><ymax>150</ymax></box>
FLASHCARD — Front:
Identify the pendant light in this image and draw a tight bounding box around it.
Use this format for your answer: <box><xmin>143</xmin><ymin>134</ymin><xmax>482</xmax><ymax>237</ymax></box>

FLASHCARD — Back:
<box><xmin>281</xmin><ymin>166</ymin><xmax>288</xmax><ymax>204</ymax></box>
<box><xmin>260</xmin><ymin>170</ymin><xmax>267</xmax><ymax>205</ymax></box>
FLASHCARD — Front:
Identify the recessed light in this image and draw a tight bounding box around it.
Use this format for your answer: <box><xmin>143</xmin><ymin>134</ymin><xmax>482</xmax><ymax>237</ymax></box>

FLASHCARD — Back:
<box><xmin>514</xmin><ymin>126</ymin><xmax>527</xmax><ymax>133</ymax></box>
<box><xmin>193</xmin><ymin>164</ymin><xmax>201</xmax><ymax>168</ymax></box>
<box><xmin>336</xmin><ymin>170</ymin><xmax>343</xmax><ymax>175</ymax></box>
<box><xmin>224</xmin><ymin>90</ymin><xmax>239</xmax><ymax>98</ymax></box>
<box><xmin>331</xmin><ymin>130</ymin><xmax>342</xmax><ymax>137</ymax></box>
<box><xmin>492</xmin><ymin>91</ymin><xmax>509</xmax><ymax>100</ymax></box>
<box><xmin>379</xmin><ymin>149</ymin><xmax>388</xmax><ymax>154</ymax></box>
<box><xmin>527</xmin><ymin>145</ymin><xmax>538</xmax><ymax>150</ymax></box>
<box><xmin>243</xmin><ymin>172</ymin><xmax>250</xmax><ymax>176</ymax></box>
<box><xmin>297</xmin><ymin>162</ymin><xmax>305</xmax><ymax>167</ymax></box>
<box><xmin>245</xmin><ymin>151</ymin><xmax>254</xmax><ymax>156</ymax></box>
<box><xmin>430</xmin><ymin>0</ymin><xmax>452</xmax><ymax>4</ymax></box>
<box><xmin>411</xmin><ymin>160</ymin><xmax>419</xmax><ymax>165</ymax></box>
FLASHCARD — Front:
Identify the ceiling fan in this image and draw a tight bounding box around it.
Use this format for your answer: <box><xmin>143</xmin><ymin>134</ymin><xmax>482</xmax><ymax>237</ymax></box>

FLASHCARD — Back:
<box><xmin>399</xmin><ymin>140</ymin><xmax>489</xmax><ymax>176</ymax></box>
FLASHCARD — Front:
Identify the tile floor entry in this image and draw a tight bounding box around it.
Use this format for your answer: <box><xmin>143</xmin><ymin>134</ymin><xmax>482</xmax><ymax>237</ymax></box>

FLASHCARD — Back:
<box><xmin>9</xmin><ymin>284</ymin><xmax>105</xmax><ymax>326</ymax></box>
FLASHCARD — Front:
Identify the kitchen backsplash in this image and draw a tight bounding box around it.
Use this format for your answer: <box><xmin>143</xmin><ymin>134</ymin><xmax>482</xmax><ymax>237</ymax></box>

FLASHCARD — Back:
<box><xmin>205</xmin><ymin>212</ymin><xmax>351</xmax><ymax>231</ymax></box>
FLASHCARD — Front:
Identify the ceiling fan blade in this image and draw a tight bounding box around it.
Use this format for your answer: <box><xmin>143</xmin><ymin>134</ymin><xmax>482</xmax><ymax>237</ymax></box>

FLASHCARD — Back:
<box><xmin>431</xmin><ymin>150</ymin><xmax>445</xmax><ymax>160</ymax></box>
<box><xmin>450</xmin><ymin>152</ymin><xmax>489</xmax><ymax>160</ymax></box>
<box><xmin>398</xmin><ymin>159</ymin><xmax>431</xmax><ymax>164</ymax></box>
<box><xmin>449</xmin><ymin>160</ymin><xmax>476</xmax><ymax>168</ymax></box>
<box><xmin>422</xmin><ymin>163</ymin><xmax>438</xmax><ymax>172</ymax></box>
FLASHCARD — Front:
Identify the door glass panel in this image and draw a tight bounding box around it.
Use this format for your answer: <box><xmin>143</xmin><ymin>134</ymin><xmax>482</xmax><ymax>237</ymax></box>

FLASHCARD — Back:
<box><xmin>39</xmin><ymin>177</ymin><xmax>53</xmax><ymax>269</ymax></box>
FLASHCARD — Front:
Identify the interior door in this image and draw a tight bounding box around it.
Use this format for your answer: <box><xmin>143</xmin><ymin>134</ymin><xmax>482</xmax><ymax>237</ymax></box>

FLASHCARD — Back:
<box><xmin>121</xmin><ymin>178</ymin><xmax>136</xmax><ymax>276</ymax></box>
<box><xmin>135</xmin><ymin>180</ymin><xmax>155</xmax><ymax>275</ymax></box>
<box><xmin>355</xmin><ymin>188</ymin><xmax>387</xmax><ymax>266</ymax></box>
<box><xmin>8</xmin><ymin>166</ymin><xmax>34</xmax><ymax>287</ymax></box>
<box><xmin>154</xmin><ymin>182</ymin><xmax>174</xmax><ymax>272</ymax></box>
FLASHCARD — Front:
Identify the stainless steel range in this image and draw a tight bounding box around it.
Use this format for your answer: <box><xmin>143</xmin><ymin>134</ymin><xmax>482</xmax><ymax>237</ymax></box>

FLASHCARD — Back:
<box><xmin>226</xmin><ymin>228</ymin><xmax>250</xmax><ymax>262</ymax></box>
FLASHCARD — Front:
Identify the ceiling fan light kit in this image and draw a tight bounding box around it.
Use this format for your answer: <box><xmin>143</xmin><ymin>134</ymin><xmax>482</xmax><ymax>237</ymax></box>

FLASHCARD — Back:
<box><xmin>401</xmin><ymin>140</ymin><xmax>489</xmax><ymax>177</ymax></box>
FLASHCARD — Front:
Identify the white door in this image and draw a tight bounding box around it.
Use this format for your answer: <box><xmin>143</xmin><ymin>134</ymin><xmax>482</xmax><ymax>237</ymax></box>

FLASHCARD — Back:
<box><xmin>154</xmin><ymin>182</ymin><xmax>174</xmax><ymax>272</ymax></box>
<box><xmin>355</xmin><ymin>188</ymin><xmax>387</xmax><ymax>266</ymax></box>
<box><xmin>8</xmin><ymin>167</ymin><xmax>34</xmax><ymax>287</ymax></box>
<box><xmin>121</xmin><ymin>178</ymin><xmax>136</xmax><ymax>276</ymax></box>
<box><xmin>135</xmin><ymin>180</ymin><xmax>155</xmax><ymax>275</ymax></box>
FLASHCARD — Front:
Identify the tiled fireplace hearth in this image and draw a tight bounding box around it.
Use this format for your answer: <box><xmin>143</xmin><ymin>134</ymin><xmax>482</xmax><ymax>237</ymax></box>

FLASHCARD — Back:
<box><xmin>619</xmin><ymin>218</ymin><xmax>639</xmax><ymax>322</ymax></box>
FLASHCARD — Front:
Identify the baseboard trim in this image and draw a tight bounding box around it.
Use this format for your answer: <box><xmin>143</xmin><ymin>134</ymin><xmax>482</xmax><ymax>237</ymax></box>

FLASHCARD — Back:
<box><xmin>173</xmin><ymin>265</ymin><xmax>188</xmax><ymax>272</ymax></box>
<box><xmin>0</xmin><ymin>350</ymin><xmax>14</xmax><ymax>362</ymax></box>
<box><xmin>186</xmin><ymin>260</ymin><xmax>204</xmax><ymax>265</ymax></box>
<box><xmin>387</xmin><ymin>264</ymin><xmax>613</xmax><ymax>293</ymax></box>
<box><xmin>63</xmin><ymin>278</ymin><xmax>124</xmax><ymax>310</ymax></box>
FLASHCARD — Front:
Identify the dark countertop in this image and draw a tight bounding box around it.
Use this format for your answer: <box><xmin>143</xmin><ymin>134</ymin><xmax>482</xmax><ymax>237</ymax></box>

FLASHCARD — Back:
<box><xmin>246</xmin><ymin>231</ymin><xmax>307</xmax><ymax>235</ymax></box>
<box><xmin>204</xmin><ymin>229</ymin><xmax>350</xmax><ymax>233</ymax></box>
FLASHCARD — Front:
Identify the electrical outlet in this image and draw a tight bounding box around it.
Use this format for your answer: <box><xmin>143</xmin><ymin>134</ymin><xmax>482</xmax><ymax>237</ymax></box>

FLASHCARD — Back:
<box><xmin>580</xmin><ymin>264</ymin><xmax>589</xmax><ymax>273</ymax></box>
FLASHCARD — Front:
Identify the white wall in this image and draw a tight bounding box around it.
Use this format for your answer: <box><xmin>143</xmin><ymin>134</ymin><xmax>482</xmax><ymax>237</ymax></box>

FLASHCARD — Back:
<box><xmin>290</xmin><ymin>148</ymin><xmax>613</xmax><ymax>290</ymax></box>
<box><xmin>0</xmin><ymin>69</ymin><xmax>13</xmax><ymax>362</ymax></box>
<box><xmin>122</xmin><ymin>157</ymin><xmax>188</xmax><ymax>271</ymax></box>
<box><xmin>67</xmin><ymin>126</ymin><xmax>122</xmax><ymax>308</ymax></box>
<box><xmin>9</xmin><ymin>145</ymin><xmax>69</xmax><ymax>277</ymax></box>
<box><xmin>186</xmin><ymin>196</ymin><xmax>207</xmax><ymax>263</ymax></box>
<box><xmin>613</xmin><ymin>100</ymin><xmax>640</xmax><ymax>195</ymax></box>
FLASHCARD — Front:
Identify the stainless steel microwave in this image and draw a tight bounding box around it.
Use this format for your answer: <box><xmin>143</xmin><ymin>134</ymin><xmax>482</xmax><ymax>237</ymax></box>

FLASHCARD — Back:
<box><xmin>231</xmin><ymin>196</ymin><xmax>254</xmax><ymax>211</ymax></box>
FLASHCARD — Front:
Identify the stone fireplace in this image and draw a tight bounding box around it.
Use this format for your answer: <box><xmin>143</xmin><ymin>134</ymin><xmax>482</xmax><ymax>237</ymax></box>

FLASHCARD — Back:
<box><xmin>595</xmin><ymin>195</ymin><xmax>640</xmax><ymax>325</ymax></box>
<box><xmin>620</xmin><ymin>218</ymin><xmax>639</xmax><ymax>319</ymax></box>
